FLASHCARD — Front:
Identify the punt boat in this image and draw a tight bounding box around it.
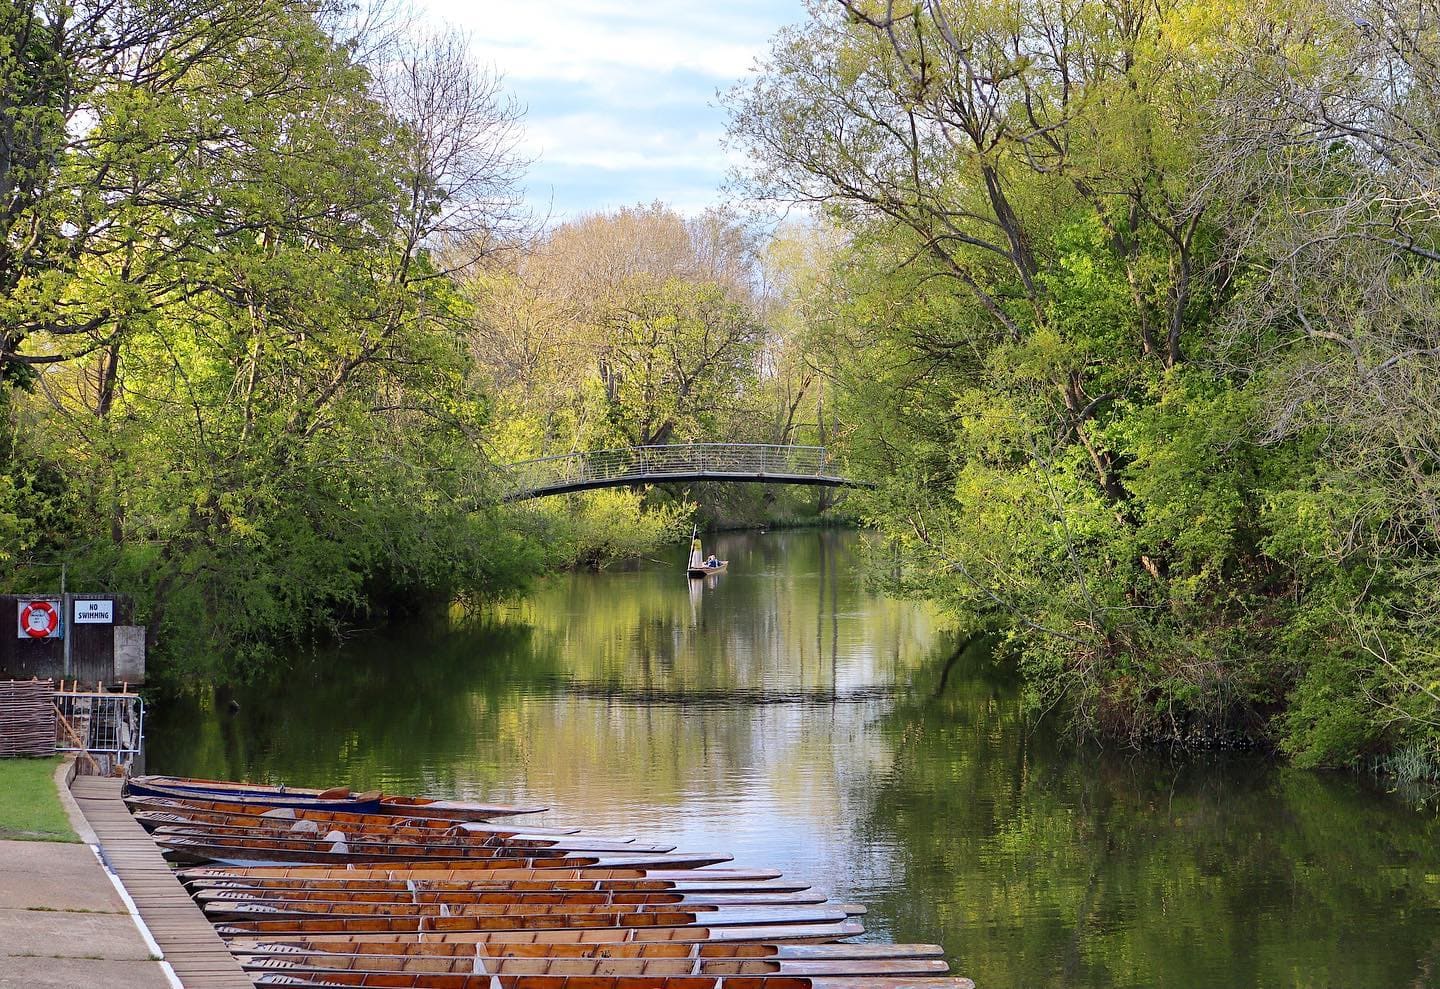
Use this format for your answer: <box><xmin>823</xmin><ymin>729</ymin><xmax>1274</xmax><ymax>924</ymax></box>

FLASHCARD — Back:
<box><xmin>238</xmin><ymin>953</ymin><xmax>950</xmax><ymax>978</ymax></box>
<box><xmin>686</xmin><ymin>530</ymin><xmax>728</xmax><ymax>578</ymax></box>
<box><xmin>180</xmin><ymin>866</ymin><xmax>770</xmax><ymax>885</ymax></box>
<box><xmin>233</xmin><ymin>940</ymin><xmax>945</xmax><ymax>962</ymax></box>
<box><xmin>184</xmin><ymin>875</ymin><xmax>813</xmax><ymax>896</ymax></box>
<box><xmin>150</xmin><ymin>823</ymin><xmax>672</xmax><ymax>856</ymax></box>
<box><xmin>211</xmin><ymin>905</ymin><xmax>854</xmax><ymax>937</ymax></box>
<box><xmin>220</xmin><ymin>917</ymin><xmax>869</xmax><ymax>943</ymax></box>
<box><xmin>159</xmin><ymin>834</ymin><xmax>732</xmax><ymax>869</ymax></box>
<box><xmin>128</xmin><ymin>800</ymin><xmax>585</xmax><ymax>837</ymax></box>
<box><xmin>195</xmin><ymin>888</ymin><xmax>828</xmax><ymax>910</ymax></box>
<box><xmin>201</xmin><ymin>897</ymin><xmax>855</xmax><ymax>923</ymax></box>
<box><xmin>125</xmin><ymin>776</ymin><xmax>546</xmax><ymax>819</ymax></box>
<box><xmin>250</xmin><ymin>976</ymin><xmax>971</xmax><ymax>988</ymax></box>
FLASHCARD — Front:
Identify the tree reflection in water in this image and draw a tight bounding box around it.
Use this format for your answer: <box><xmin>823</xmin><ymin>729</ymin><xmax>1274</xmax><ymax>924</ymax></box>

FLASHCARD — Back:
<box><xmin>149</xmin><ymin>530</ymin><xmax>1440</xmax><ymax>988</ymax></box>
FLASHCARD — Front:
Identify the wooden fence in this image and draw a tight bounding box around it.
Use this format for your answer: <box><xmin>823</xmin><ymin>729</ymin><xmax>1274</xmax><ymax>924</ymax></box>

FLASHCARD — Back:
<box><xmin>0</xmin><ymin>679</ymin><xmax>56</xmax><ymax>756</ymax></box>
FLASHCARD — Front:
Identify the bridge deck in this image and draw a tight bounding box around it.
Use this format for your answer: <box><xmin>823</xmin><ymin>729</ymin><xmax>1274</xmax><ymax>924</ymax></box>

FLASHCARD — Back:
<box><xmin>504</xmin><ymin>443</ymin><xmax>866</xmax><ymax>501</ymax></box>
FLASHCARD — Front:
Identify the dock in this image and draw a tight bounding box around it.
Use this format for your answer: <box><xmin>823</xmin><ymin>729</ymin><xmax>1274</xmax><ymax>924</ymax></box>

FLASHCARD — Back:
<box><xmin>70</xmin><ymin>775</ymin><xmax>252</xmax><ymax>988</ymax></box>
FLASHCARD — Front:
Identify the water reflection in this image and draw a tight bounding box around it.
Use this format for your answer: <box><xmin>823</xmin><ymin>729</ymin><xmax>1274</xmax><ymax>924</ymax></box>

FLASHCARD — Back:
<box><xmin>148</xmin><ymin>529</ymin><xmax>1440</xmax><ymax>988</ymax></box>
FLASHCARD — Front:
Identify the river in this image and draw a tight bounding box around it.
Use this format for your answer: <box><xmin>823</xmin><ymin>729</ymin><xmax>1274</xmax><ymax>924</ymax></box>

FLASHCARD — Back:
<box><xmin>147</xmin><ymin>529</ymin><xmax>1440</xmax><ymax>988</ymax></box>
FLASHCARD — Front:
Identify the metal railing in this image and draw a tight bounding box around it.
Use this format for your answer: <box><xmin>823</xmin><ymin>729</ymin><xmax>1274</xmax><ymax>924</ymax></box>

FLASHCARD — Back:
<box><xmin>505</xmin><ymin>443</ymin><xmax>860</xmax><ymax>500</ymax></box>
<box><xmin>55</xmin><ymin>688</ymin><xmax>144</xmax><ymax>775</ymax></box>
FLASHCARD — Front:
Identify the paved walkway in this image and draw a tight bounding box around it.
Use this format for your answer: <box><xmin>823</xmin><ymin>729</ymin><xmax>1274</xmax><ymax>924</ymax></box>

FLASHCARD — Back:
<box><xmin>0</xmin><ymin>762</ymin><xmax>171</xmax><ymax>989</ymax></box>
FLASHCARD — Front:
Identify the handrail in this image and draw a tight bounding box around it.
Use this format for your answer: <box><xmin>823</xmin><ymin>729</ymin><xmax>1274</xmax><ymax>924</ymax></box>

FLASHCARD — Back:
<box><xmin>503</xmin><ymin>443</ymin><xmax>862</xmax><ymax>500</ymax></box>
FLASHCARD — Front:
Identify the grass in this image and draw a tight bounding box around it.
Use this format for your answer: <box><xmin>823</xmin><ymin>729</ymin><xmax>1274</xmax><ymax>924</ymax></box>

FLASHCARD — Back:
<box><xmin>0</xmin><ymin>757</ymin><xmax>79</xmax><ymax>842</ymax></box>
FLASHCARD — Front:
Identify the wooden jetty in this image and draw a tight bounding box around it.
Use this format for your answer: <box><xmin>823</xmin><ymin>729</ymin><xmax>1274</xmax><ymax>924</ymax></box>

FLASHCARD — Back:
<box><xmin>71</xmin><ymin>775</ymin><xmax>254</xmax><ymax>988</ymax></box>
<box><xmin>75</xmin><ymin>774</ymin><xmax>975</xmax><ymax>987</ymax></box>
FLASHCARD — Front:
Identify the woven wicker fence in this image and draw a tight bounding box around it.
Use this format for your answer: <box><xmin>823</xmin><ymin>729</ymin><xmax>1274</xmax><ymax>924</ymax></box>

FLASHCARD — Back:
<box><xmin>0</xmin><ymin>679</ymin><xmax>57</xmax><ymax>757</ymax></box>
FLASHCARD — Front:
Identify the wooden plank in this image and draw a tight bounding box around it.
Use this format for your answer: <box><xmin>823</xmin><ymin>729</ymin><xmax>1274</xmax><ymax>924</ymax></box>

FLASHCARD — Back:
<box><xmin>71</xmin><ymin>772</ymin><xmax>256</xmax><ymax>988</ymax></box>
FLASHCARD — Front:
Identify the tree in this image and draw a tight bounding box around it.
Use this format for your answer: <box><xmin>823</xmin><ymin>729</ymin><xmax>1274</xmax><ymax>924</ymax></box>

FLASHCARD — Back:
<box><xmin>1194</xmin><ymin>0</ymin><xmax>1440</xmax><ymax>765</ymax></box>
<box><xmin>724</xmin><ymin>0</ymin><xmax>1320</xmax><ymax>748</ymax></box>
<box><xmin>1</xmin><ymin>1</ymin><xmax>542</xmax><ymax>674</ymax></box>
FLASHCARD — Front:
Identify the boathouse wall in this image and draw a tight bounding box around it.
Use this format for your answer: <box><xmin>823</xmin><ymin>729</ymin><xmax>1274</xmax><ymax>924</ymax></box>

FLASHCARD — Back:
<box><xmin>0</xmin><ymin>594</ymin><xmax>144</xmax><ymax>684</ymax></box>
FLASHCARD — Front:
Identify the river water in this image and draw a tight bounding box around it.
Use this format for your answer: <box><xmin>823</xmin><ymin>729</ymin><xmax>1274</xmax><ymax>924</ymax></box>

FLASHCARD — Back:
<box><xmin>147</xmin><ymin>529</ymin><xmax>1440</xmax><ymax>988</ymax></box>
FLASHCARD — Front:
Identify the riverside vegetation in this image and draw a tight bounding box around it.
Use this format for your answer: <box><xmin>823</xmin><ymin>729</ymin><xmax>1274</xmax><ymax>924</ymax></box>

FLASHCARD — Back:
<box><xmin>4</xmin><ymin>0</ymin><xmax>1440</xmax><ymax>776</ymax></box>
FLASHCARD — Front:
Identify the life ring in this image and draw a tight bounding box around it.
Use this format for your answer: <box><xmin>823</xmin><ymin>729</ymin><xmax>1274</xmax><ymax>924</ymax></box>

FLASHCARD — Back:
<box><xmin>20</xmin><ymin>600</ymin><xmax>59</xmax><ymax>639</ymax></box>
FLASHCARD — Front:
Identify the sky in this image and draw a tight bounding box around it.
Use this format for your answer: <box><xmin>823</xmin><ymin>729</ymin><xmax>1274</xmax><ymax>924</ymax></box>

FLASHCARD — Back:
<box><xmin>422</xmin><ymin>0</ymin><xmax>808</xmax><ymax>220</ymax></box>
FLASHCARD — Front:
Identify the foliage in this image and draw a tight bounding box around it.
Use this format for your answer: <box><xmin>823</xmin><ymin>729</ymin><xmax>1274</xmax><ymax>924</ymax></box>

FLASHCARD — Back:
<box><xmin>0</xmin><ymin>1</ymin><xmax>540</xmax><ymax>677</ymax></box>
<box><xmin>725</xmin><ymin>0</ymin><xmax>1440</xmax><ymax>764</ymax></box>
<box><xmin>517</xmin><ymin>488</ymin><xmax>694</xmax><ymax>571</ymax></box>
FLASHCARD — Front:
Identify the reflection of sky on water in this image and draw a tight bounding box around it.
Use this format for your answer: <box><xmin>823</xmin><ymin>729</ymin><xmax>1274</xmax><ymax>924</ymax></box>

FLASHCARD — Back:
<box><xmin>463</xmin><ymin>532</ymin><xmax>931</xmax><ymax>916</ymax></box>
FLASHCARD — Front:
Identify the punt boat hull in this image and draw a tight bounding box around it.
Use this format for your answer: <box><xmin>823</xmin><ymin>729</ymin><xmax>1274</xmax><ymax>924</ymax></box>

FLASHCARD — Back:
<box><xmin>222</xmin><ymin>919</ymin><xmax>870</xmax><ymax>945</ymax></box>
<box><xmin>249</xmin><ymin>975</ymin><xmax>969</xmax><ymax>989</ymax></box>
<box><xmin>125</xmin><ymin>776</ymin><xmax>545</xmax><ymax>819</ymax></box>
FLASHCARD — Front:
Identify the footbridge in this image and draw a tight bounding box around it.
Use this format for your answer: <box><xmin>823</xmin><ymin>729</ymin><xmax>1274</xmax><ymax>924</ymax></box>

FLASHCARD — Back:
<box><xmin>504</xmin><ymin>443</ymin><xmax>867</xmax><ymax>501</ymax></box>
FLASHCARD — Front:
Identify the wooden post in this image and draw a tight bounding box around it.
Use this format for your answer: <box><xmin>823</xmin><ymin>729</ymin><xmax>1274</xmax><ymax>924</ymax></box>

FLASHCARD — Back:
<box><xmin>53</xmin><ymin>702</ymin><xmax>101</xmax><ymax>774</ymax></box>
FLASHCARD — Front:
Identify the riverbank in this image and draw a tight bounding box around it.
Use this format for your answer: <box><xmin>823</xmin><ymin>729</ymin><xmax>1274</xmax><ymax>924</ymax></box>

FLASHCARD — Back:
<box><xmin>0</xmin><ymin>759</ymin><xmax>171</xmax><ymax>989</ymax></box>
<box><xmin>0</xmin><ymin>757</ymin><xmax>75</xmax><ymax>841</ymax></box>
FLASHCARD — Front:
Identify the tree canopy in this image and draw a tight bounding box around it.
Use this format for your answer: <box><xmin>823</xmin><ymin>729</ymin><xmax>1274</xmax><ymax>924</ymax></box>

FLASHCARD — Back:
<box><xmin>724</xmin><ymin>0</ymin><xmax>1440</xmax><ymax>771</ymax></box>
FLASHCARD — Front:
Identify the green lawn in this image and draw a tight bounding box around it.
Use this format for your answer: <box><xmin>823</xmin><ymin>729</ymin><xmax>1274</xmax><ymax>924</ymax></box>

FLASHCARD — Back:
<box><xmin>0</xmin><ymin>757</ymin><xmax>79</xmax><ymax>842</ymax></box>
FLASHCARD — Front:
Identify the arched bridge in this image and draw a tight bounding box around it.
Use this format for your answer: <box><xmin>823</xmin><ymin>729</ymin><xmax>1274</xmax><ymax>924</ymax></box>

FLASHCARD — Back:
<box><xmin>504</xmin><ymin>444</ymin><xmax>867</xmax><ymax>501</ymax></box>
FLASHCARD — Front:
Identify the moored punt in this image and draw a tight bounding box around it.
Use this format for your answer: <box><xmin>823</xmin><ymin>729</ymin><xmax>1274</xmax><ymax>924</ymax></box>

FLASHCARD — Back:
<box><xmin>187</xmin><ymin>881</ymin><xmax>817</xmax><ymax>904</ymax></box>
<box><xmin>128</xmin><ymin>798</ymin><xmax>586</xmax><ymax>836</ymax></box>
<box><xmin>151</xmin><ymin>824</ymin><xmax>674</xmax><ymax>855</ymax></box>
<box><xmin>233</xmin><ymin>941</ymin><xmax>945</xmax><ymax>962</ymax></box>
<box><xmin>238</xmin><ymin>954</ymin><xmax>950</xmax><ymax>978</ymax></box>
<box><xmin>252</xmin><ymin>979</ymin><xmax>973</xmax><ymax>989</ymax></box>
<box><xmin>225</xmin><ymin>919</ymin><xmax>870</xmax><ymax>947</ymax></box>
<box><xmin>201</xmin><ymin>897</ymin><xmax>855</xmax><ymax>922</ymax></box>
<box><xmin>132</xmin><ymin>804</ymin><xmax>590</xmax><ymax>838</ymax></box>
<box><xmin>182</xmin><ymin>867</ymin><xmax>784</xmax><ymax>884</ymax></box>
<box><xmin>196</xmin><ymin>889</ymin><xmax>829</xmax><ymax>909</ymax></box>
<box><xmin>159</xmin><ymin>835</ymin><xmax>732</xmax><ymax>869</ymax></box>
<box><xmin>125</xmin><ymin>775</ymin><xmax>547</xmax><ymax>819</ymax></box>
<box><xmin>212</xmin><ymin>905</ymin><xmax>856</xmax><ymax>936</ymax></box>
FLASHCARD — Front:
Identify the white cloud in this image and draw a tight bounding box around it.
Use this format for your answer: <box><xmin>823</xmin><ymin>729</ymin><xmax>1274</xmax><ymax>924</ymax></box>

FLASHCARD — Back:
<box><xmin>419</xmin><ymin>0</ymin><xmax>804</xmax><ymax>218</ymax></box>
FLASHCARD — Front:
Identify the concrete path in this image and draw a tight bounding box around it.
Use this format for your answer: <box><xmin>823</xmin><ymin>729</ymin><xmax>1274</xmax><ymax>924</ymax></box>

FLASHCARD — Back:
<box><xmin>0</xmin><ymin>762</ymin><xmax>172</xmax><ymax>989</ymax></box>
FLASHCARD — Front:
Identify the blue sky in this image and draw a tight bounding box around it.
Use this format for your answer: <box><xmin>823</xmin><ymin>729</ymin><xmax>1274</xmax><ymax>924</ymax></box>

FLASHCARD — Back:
<box><xmin>423</xmin><ymin>0</ymin><xmax>808</xmax><ymax>219</ymax></box>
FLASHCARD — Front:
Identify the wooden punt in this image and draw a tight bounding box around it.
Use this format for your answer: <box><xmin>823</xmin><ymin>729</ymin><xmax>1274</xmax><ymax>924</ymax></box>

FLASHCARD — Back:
<box><xmin>159</xmin><ymin>836</ymin><xmax>732</xmax><ymax>869</ymax></box>
<box><xmin>213</xmin><ymin>906</ymin><xmax>856</xmax><ymax>937</ymax></box>
<box><xmin>223</xmin><ymin>919</ymin><xmax>870</xmax><ymax>946</ymax></box>
<box><xmin>151</xmin><ymin>824</ymin><xmax>672</xmax><ymax>856</ymax></box>
<box><xmin>125</xmin><ymin>775</ymin><xmax>546</xmax><ymax>819</ymax></box>
<box><xmin>160</xmin><ymin>834</ymin><xmax>595</xmax><ymax>866</ymax></box>
<box><xmin>131</xmin><ymin>806</ymin><xmax>590</xmax><ymax>840</ymax></box>
<box><xmin>195</xmin><ymin>889</ymin><xmax>829</xmax><ymax>910</ymax></box>
<box><xmin>251</xmin><ymin>976</ymin><xmax>973</xmax><ymax>988</ymax></box>
<box><xmin>202</xmin><ymin>897</ymin><xmax>856</xmax><ymax>923</ymax></box>
<box><xmin>181</xmin><ymin>867</ymin><xmax>783</xmax><ymax>885</ymax></box>
<box><xmin>239</xmin><ymin>954</ymin><xmax>951</xmax><ymax>978</ymax></box>
<box><xmin>187</xmin><ymin>877</ymin><xmax>814</xmax><ymax>896</ymax></box>
<box><xmin>128</xmin><ymin>806</ymin><xmax>584</xmax><ymax>834</ymax></box>
<box><xmin>234</xmin><ymin>941</ymin><xmax>946</xmax><ymax>962</ymax></box>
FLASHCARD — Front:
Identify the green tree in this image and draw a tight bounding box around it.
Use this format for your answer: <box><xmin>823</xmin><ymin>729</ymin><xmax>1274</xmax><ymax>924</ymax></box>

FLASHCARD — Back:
<box><xmin>1</xmin><ymin>2</ymin><xmax>541</xmax><ymax>675</ymax></box>
<box><xmin>723</xmin><ymin>0</ymin><xmax>1342</xmax><ymax>750</ymax></box>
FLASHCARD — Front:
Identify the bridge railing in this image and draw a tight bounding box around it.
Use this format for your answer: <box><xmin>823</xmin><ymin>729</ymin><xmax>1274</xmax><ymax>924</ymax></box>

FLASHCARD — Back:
<box><xmin>507</xmin><ymin>443</ymin><xmax>844</xmax><ymax>498</ymax></box>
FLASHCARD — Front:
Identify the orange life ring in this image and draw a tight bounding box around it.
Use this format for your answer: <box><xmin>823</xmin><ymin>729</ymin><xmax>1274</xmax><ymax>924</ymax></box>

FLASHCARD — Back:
<box><xmin>19</xmin><ymin>600</ymin><xmax>59</xmax><ymax>639</ymax></box>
